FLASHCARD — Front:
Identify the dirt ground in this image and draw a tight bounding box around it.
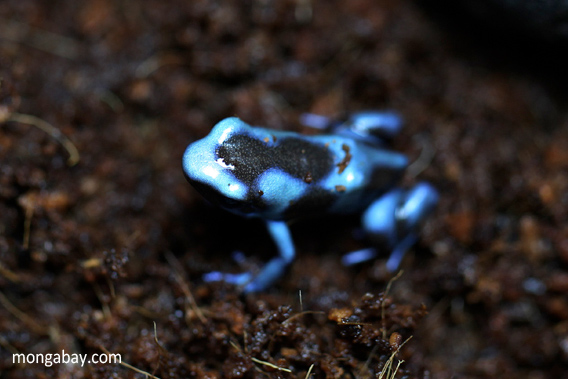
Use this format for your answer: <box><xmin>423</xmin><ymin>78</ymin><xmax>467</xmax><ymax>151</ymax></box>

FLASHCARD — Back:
<box><xmin>1</xmin><ymin>0</ymin><xmax>568</xmax><ymax>378</ymax></box>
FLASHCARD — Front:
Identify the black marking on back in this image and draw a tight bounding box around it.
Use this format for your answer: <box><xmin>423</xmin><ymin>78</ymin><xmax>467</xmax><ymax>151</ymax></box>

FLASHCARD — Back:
<box><xmin>283</xmin><ymin>186</ymin><xmax>337</xmax><ymax>220</ymax></box>
<box><xmin>216</xmin><ymin>134</ymin><xmax>334</xmax><ymax>186</ymax></box>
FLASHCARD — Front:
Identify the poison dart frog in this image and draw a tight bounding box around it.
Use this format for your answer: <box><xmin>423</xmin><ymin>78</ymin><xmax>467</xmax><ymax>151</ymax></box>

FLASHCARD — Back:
<box><xmin>182</xmin><ymin>112</ymin><xmax>438</xmax><ymax>292</ymax></box>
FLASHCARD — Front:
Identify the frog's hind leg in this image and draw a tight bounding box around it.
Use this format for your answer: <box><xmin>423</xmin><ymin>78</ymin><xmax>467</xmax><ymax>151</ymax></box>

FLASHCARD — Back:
<box><xmin>341</xmin><ymin>188</ymin><xmax>401</xmax><ymax>268</ymax></box>
<box><xmin>343</xmin><ymin>111</ymin><xmax>403</xmax><ymax>141</ymax></box>
<box><xmin>356</xmin><ymin>182</ymin><xmax>438</xmax><ymax>271</ymax></box>
<box><xmin>300</xmin><ymin>111</ymin><xmax>403</xmax><ymax>144</ymax></box>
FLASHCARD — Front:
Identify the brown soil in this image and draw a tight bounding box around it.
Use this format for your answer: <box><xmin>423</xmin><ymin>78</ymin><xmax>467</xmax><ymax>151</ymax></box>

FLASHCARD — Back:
<box><xmin>1</xmin><ymin>1</ymin><xmax>567</xmax><ymax>378</ymax></box>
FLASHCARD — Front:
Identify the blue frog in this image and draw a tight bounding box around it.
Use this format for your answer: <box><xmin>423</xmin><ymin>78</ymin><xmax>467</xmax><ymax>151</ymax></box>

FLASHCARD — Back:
<box><xmin>182</xmin><ymin>112</ymin><xmax>438</xmax><ymax>293</ymax></box>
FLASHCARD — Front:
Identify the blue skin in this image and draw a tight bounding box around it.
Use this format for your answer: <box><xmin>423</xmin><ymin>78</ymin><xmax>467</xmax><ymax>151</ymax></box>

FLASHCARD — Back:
<box><xmin>183</xmin><ymin>112</ymin><xmax>439</xmax><ymax>293</ymax></box>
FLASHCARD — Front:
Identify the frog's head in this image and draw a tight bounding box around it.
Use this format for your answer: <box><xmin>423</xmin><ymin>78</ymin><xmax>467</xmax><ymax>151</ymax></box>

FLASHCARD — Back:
<box><xmin>182</xmin><ymin>118</ymin><xmax>265</xmax><ymax>216</ymax></box>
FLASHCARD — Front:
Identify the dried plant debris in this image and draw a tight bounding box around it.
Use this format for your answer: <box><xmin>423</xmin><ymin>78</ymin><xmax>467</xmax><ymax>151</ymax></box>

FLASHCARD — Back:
<box><xmin>1</xmin><ymin>0</ymin><xmax>568</xmax><ymax>378</ymax></box>
<box><xmin>72</xmin><ymin>291</ymin><xmax>425</xmax><ymax>378</ymax></box>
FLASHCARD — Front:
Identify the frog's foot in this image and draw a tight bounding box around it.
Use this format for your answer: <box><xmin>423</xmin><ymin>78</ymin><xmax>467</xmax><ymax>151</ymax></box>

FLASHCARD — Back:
<box><xmin>241</xmin><ymin>220</ymin><xmax>295</xmax><ymax>293</ymax></box>
<box><xmin>342</xmin><ymin>111</ymin><xmax>403</xmax><ymax>140</ymax></box>
<box><xmin>341</xmin><ymin>247</ymin><xmax>377</xmax><ymax>266</ymax></box>
<box><xmin>203</xmin><ymin>270</ymin><xmax>253</xmax><ymax>286</ymax></box>
<box><xmin>242</xmin><ymin>255</ymin><xmax>291</xmax><ymax>293</ymax></box>
<box><xmin>341</xmin><ymin>235</ymin><xmax>416</xmax><ymax>271</ymax></box>
<box><xmin>300</xmin><ymin>111</ymin><xmax>403</xmax><ymax>143</ymax></box>
<box><xmin>361</xmin><ymin>182</ymin><xmax>439</xmax><ymax>270</ymax></box>
<box><xmin>202</xmin><ymin>250</ymin><xmax>252</xmax><ymax>285</ymax></box>
<box><xmin>384</xmin><ymin>234</ymin><xmax>418</xmax><ymax>272</ymax></box>
<box><xmin>203</xmin><ymin>220</ymin><xmax>296</xmax><ymax>293</ymax></box>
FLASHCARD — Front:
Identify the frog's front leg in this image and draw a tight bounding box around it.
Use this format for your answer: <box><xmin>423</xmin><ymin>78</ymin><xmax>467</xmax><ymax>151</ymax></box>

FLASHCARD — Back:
<box><xmin>342</xmin><ymin>182</ymin><xmax>439</xmax><ymax>271</ymax></box>
<box><xmin>203</xmin><ymin>220</ymin><xmax>295</xmax><ymax>293</ymax></box>
<box><xmin>243</xmin><ymin>220</ymin><xmax>295</xmax><ymax>293</ymax></box>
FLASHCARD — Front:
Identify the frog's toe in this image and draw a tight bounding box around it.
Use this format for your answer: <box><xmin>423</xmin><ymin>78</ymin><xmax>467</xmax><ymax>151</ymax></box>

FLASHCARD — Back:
<box><xmin>341</xmin><ymin>247</ymin><xmax>377</xmax><ymax>266</ymax></box>
<box><xmin>242</xmin><ymin>257</ymin><xmax>289</xmax><ymax>293</ymax></box>
<box><xmin>202</xmin><ymin>271</ymin><xmax>253</xmax><ymax>286</ymax></box>
<box><xmin>385</xmin><ymin>234</ymin><xmax>417</xmax><ymax>272</ymax></box>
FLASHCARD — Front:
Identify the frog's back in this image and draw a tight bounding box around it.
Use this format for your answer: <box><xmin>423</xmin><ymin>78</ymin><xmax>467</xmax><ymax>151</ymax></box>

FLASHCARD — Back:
<box><xmin>280</xmin><ymin>133</ymin><xmax>408</xmax><ymax>219</ymax></box>
<box><xmin>184</xmin><ymin>117</ymin><xmax>407</xmax><ymax>221</ymax></box>
<box><xmin>240</xmin><ymin>128</ymin><xmax>408</xmax><ymax>220</ymax></box>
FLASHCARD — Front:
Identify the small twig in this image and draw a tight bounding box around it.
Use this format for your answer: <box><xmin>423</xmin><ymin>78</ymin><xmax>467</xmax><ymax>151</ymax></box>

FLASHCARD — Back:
<box><xmin>382</xmin><ymin>270</ymin><xmax>403</xmax><ymax>340</ymax></box>
<box><xmin>130</xmin><ymin>305</ymin><xmax>161</xmax><ymax>319</ymax></box>
<box><xmin>282</xmin><ymin>310</ymin><xmax>325</xmax><ymax>326</ymax></box>
<box><xmin>135</xmin><ymin>53</ymin><xmax>184</xmax><ymax>78</ymax></box>
<box><xmin>165</xmin><ymin>252</ymin><xmax>206</xmax><ymax>323</ymax></box>
<box><xmin>153</xmin><ymin>322</ymin><xmax>165</xmax><ymax>349</ymax></box>
<box><xmin>80</xmin><ymin>258</ymin><xmax>103</xmax><ymax>269</ymax></box>
<box><xmin>229</xmin><ymin>340</ymin><xmax>242</xmax><ymax>352</ymax></box>
<box><xmin>407</xmin><ymin>134</ymin><xmax>436</xmax><ymax>178</ymax></box>
<box><xmin>152</xmin><ymin>322</ymin><xmax>168</xmax><ymax>377</ymax></box>
<box><xmin>385</xmin><ymin>270</ymin><xmax>403</xmax><ymax>299</ymax></box>
<box><xmin>0</xmin><ymin>291</ymin><xmax>48</xmax><ymax>335</ymax></box>
<box><xmin>378</xmin><ymin>336</ymin><xmax>412</xmax><ymax>379</ymax></box>
<box><xmin>105</xmin><ymin>276</ymin><xmax>116</xmax><ymax>299</ymax></box>
<box><xmin>92</xmin><ymin>282</ymin><xmax>111</xmax><ymax>319</ymax></box>
<box><xmin>100</xmin><ymin>345</ymin><xmax>162</xmax><ymax>379</ymax></box>
<box><xmin>337</xmin><ymin>322</ymin><xmax>374</xmax><ymax>328</ymax></box>
<box><xmin>250</xmin><ymin>357</ymin><xmax>292</xmax><ymax>373</ymax></box>
<box><xmin>305</xmin><ymin>363</ymin><xmax>315</xmax><ymax>379</ymax></box>
<box><xmin>95</xmin><ymin>89</ymin><xmax>124</xmax><ymax>112</ymax></box>
<box><xmin>0</xmin><ymin>18</ymin><xmax>82</xmax><ymax>59</ymax></box>
<box><xmin>243</xmin><ymin>329</ymin><xmax>249</xmax><ymax>354</ymax></box>
<box><xmin>0</xmin><ymin>334</ymin><xmax>20</xmax><ymax>356</ymax></box>
<box><xmin>22</xmin><ymin>204</ymin><xmax>33</xmax><ymax>250</ymax></box>
<box><xmin>391</xmin><ymin>359</ymin><xmax>404</xmax><ymax>379</ymax></box>
<box><xmin>0</xmin><ymin>262</ymin><xmax>21</xmax><ymax>283</ymax></box>
<box><xmin>7</xmin><ymin>113</ymin><xmax>80</xmax><ymax>166</ymax></box>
